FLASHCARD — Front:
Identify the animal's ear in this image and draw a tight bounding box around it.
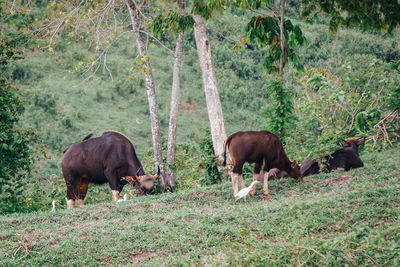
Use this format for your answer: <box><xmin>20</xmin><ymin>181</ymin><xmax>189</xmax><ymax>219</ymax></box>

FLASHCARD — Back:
<box><xmin>125</xmin><ymin>176</ymin><xmax>136</xmax><ymax>184</ymax></box>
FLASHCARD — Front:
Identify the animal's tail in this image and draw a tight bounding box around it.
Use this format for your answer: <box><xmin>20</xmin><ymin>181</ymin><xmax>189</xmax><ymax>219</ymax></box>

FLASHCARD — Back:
<box><xmin>82</xmin><ymin>133</ymin><xmax>93</xmax><ymax>141</ymax></box>
<box><xmin>223</xmin><ymin>135</ymin><xmax>233</xmax><ymax>166</ymax></box>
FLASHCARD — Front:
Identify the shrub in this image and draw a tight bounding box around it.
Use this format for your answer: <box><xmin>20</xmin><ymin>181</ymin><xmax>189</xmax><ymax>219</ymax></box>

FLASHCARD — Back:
<box><xmin>0</xmin><ymin>8</ymin><xmax>43</xmax><ymax>214</ymax></box>
<box><xmin>261</xmin><ymin>78</ymin><xmax>295</xmax><ymax>141</ymax></box>
<box><xmin>199</xmin><ymin>130</ymin><xmax>222</xmax><ymax>186</ymax></box>
<box><xmin>291</xmin><ymin>55</ymin><xmax>399</xmax><ymax>159</ymax></box>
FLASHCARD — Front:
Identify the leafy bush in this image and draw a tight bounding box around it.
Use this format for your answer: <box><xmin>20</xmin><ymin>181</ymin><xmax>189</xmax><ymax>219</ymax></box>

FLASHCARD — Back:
<box><xmin>261</xmin><ymin>78</ymin><xmax>295</xmax><ymax>141</ymax></box>
<box><xmin>290</xmin><ymin>55</ymin><xmax>399</xmax><ymax>159</ymax></box>
<box><xmin>0</xmin><ymin>31</ymin><xmax>43</xmax><ymax>214</ymax></box>
<box><xmin>199</xmin><ymin>130</ymin><xmax>222</xmax><ymax>186</ymax></box>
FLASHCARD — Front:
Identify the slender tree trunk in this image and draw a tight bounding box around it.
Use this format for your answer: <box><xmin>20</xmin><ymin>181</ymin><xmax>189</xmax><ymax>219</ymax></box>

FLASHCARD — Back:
<box><xmin>125</xmin><ymin>0</ymin><xmax>165</xmax><ymax>188</ymax></box>
<box><xmin>165</xmin><ymin>0</ymin><xmax>185</xmax><ymax>189</ymax></box>
<box><xmin>278</xmin><ymin>0</ymin><xmax>286</xmax><ymax>79</ymax></box>
<box><xmin>193</xmin><ymin>15</ymin><xmax>227</xmax><ymax>162</ymax></box>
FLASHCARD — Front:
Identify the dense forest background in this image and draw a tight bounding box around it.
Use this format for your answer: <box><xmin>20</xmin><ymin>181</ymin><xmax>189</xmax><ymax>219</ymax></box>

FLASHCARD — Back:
<box><xmin>1</xmin><ymin>0</ymin><xmax>399</xmax><ymax>212</ymax></box>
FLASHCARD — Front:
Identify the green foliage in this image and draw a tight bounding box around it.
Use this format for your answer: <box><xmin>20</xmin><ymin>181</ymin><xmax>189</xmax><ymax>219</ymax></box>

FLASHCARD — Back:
<box><xmin>199</xmin><ymin>130</ymin><xmax>222</xmax><ymax>185</ymax></box>
<box><xmin>0</xmin><ymin>5</ymin><xmax>42</xmax><ymax>214</ymax></box>
<box><xmin>150</xmin><ymin>10</ymin><xmax>194</xmax><ymax>38</ymax></box>
<box><xmin>301</xmin><ymin>0</ymin><xmax>400</xmax><ymax>34</ymax></box>
<box><xmin>354</xmin><ymin>108</ymin><xmax>381</xmax><ymax>133</ymax></box>
<box><xmin>262</xmin><ymin>79</ymin><xmax>294</xmax><ymax>140</ymax></box>
<box><xmin>389</xmin><ymin>86</ymin><xmax>400</xmax><ymax>111</ymax></box>
<box><xmin>246</xmin><ymin>16</ymin><xmax>306</xmax><ymax>74</ymax></box>
<box><xmin>291</xmin><ymin>55</ymin><xmax>399</xmax><ymax>158</ymax></box>
<box><xmin>191</xmin><ymin>0</ymin><xmax>218</xmax><ymax>19</ymax></box>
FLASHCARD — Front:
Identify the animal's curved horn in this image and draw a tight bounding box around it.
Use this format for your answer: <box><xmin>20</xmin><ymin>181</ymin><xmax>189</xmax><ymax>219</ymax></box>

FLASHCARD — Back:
<box><xmin>136</xmin><ymin>166</ymin><xmax>142</xmax><ymax>181</ymax></box>
<box><xmin>153</xmin><ymin>166</ymin><xmax>160</xmax><ymax>180</ymax></box>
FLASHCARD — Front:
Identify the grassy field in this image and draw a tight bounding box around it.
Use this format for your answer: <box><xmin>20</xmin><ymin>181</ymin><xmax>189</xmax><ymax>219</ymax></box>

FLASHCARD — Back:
<box><xmin>1</xmin><ymin>147</ymin><xmax>399</xmax><ymax>266</ymax></box>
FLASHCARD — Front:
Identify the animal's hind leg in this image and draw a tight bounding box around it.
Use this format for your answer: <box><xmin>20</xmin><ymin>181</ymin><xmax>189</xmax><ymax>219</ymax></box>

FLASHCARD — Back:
<box><xmin>76</xmin><ymin>178</ymin><xmax>89</xmax><ymax>207</ymax></box>
<box><xmin>238</xmin><ymin>174</ymin><xmax>245</xmax><ymax>190</ymax></box>
<box><xmin>250</xmin><ymin>163</ymin><xmax>262</xmax><ymax>196</ymax></box>
<box><xmin>231</xmin><ymin>173</ymin><xmax>242</xmax><ymax>199</ymax></box>
<box><xmin>232</xmin><ymin>162</ymin><xmax>244</xmax><ymax>199</ymax></box>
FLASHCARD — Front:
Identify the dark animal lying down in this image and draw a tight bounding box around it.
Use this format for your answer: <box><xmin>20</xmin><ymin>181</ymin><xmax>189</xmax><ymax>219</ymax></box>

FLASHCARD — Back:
<box><xmin>268</xmin><ymin>137</ymin><xmax>365</xmax><ymax>180</ymax></box>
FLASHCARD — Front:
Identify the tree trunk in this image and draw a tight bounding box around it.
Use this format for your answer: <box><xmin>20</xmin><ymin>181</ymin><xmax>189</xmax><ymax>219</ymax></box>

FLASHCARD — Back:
<box><xmin>165</xmin><ymin>0</ymin><xmax>185</xmax><ymax>189</ymax></box>
<box><xmin>278</xmin><ymin>0</ymin><xmax>286</xmax><ymax>79</ymax></box>
<box><xmin>193</xmin><ymin>15</ymin><xmax>227</xmax><ymax>162</ymax></box>
<box><xmin>125</xmin><ymin>0</ymin><xmax>165</xmax><ymax>188</ymax></box>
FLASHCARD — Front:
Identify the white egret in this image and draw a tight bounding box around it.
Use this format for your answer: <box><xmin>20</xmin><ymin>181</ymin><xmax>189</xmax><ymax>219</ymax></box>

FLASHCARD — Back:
<box><xmin>235</xmin><ymin>181</ymin><xmax>260</xmax><ymax>200</ymax></box>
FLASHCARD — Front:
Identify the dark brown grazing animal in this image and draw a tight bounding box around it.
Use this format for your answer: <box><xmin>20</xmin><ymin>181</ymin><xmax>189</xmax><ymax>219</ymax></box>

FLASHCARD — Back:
<box><xmin>223</xmin><ymin>131</ymin><xmax>301</xmax><ymax>199</ymax></box>
<box><xmin>62</xmin><ymin>131</ymin><xmax>160</xmax><ymax>209</ymax></box>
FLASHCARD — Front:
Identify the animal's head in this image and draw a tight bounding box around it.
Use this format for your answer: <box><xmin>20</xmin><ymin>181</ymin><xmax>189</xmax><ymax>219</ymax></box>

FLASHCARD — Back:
<box><xmin>288</xmin><ymin>160</ymin><xmax>301</xmax><ymax>180</ymax></box>
<box><xmin>340</xmin><ymin>137</ymin><xmax>365</xmax><ymax>147</ymax></box>
<box><xmin>125</xmin><ymin>166</ymin><xmax>160</xmax><ymax>195</ymax></box>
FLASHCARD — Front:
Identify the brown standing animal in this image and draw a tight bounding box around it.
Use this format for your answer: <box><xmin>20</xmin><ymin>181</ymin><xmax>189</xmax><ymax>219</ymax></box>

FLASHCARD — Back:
<box><xmin>223</xmin><ymin>131</ymin><xmax>301</xmax><ymax>199</ymax></box>
<box><xmin>62</xmin><ymin>131</ymin><xmax>160</xmax><ymax>209</ymax></box>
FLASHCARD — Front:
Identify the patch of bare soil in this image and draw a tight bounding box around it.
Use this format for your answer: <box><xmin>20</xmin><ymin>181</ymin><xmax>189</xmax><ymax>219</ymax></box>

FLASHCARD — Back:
<box><xmin>192</xmin><ymin>192</ymin><xmax>221</xmax><ymax>198</ymax></box>
<box><xmin>175</xmin><ymin>191</ymin><xmax>221</xmax><ymax>202</ymax></box>
<box><xmin>130</xmin><ymin>251</ymin><xmax>158</xmax><ymax>265</ymax></box>
<box><xmin>253</xmin><ymin>231</ymin><xmax>265</xmax><ymax>241</ymax></box>
<box><xmin>258</xmin><ymin>195</ymin><xmax>273</xmax><ymax>202</ymax></box>
<box><xmin>129</xmin><ymin>202</ymin><xmax>179</xmax><ymax>212</ymax></box>
<box><xmin>179</xmin><ymin>100</ymin><xmax>197</xmax><ymax>114</ymax></box>
<box><xmin>325</xmin><ymin>175</ymin><xmax>350</xmax><ymax>187</ymax></box>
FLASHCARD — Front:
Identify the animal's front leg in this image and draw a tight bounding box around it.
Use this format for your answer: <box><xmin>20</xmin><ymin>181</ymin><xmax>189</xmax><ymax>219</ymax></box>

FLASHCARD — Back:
<box><xmin>111</xmin><ymin>190</ymin><xmax>120</xmax><ymax>202</ymax></box>
<box><xmin>105</xmin><ymin>168</ymin><xmax>121</xmax><ymax>202</ymax></box>
<box><xmin>76</xmin><ymin>178</ymin><xmax>89</xmax><ymax>207</ymax></box>
<box><xmin>66</xmin><ymin>198</ymin><xmax>75</xmax><ymax>209</ymax></box>
<box><xmin>65</xmin><ymin>177</ymin><xmax>78</xmax><ymax>209</ymax></box>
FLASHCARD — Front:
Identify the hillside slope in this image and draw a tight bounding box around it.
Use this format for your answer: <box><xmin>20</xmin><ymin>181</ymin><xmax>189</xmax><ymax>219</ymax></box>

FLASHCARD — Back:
<box><xmin>13</xmin><ymin>13</ymin><xmax>399</xmax><ymax>181</ymax></box>
<box><xmin>1</xmin><ymin>147</ymin><xmax>399</xmax><ymax>266</ymax></box>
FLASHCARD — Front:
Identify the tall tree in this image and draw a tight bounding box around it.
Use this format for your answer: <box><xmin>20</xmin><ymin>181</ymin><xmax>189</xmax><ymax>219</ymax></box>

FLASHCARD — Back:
<box><xmin>125</xmin><ymin>0</ymin><xmax>165</xmax><ymax>188</ymax></box>
<box><xmin>165</xmin><ymin>0</ymin><xmax>186</xmax><ymax>189</ymax></box>
<box><xmin>150</xmin><ymin>1</ymin><xmax>195</xmax><ymax>189</ymax></box>
<box><xmin>193</xmin><ymin>15</ymin><xmax>227</xmax><ymax>162</ymax></box>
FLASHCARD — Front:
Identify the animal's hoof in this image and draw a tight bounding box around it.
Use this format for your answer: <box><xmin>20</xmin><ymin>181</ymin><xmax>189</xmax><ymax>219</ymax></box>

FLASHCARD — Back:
<box><xmin>263</xmin><ymin>192</ymin><xmax>269</xmax><ymax>196</ymax></box>
<box><xmin>249</xmin><ymin>191</ymin><xmax>255</xmax><ymax>196</ymax></box>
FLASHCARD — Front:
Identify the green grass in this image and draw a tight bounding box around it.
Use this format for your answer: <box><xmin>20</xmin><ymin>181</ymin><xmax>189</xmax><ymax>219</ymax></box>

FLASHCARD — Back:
<box><xmin>1</xmin><ymin>147</ymin><xmax>399</xmax><ymax>266</ymax></box>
